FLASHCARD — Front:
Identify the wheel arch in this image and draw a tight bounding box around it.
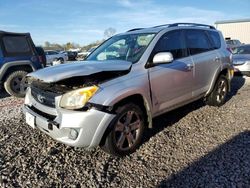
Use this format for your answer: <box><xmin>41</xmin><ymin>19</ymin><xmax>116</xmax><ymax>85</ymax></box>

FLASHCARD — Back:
<box><xmin>205</xmin><ymin>65</ymin><xmax>232</xmax><ymax>96</ymax></box>
<box><xmin>0</xmin><ymin>61</ymin><xmax>35</xmax><ymax>81</ymax></box>
<box><xmin>98</xmin><ymin>94</ymin><xmax>153</xmax><ymax>147</ymax></box>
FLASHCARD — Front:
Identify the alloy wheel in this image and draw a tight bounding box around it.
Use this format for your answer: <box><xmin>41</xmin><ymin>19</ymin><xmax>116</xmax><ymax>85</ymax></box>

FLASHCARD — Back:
<box><xmin>216</xmin><ymin>79</ymin><xmax>227</xmax><ymax>103</ymax></box>
<box><xmin>114</xmin><ymin>110</ymin><xmax>142</xmax><ymax>151</ymax></box>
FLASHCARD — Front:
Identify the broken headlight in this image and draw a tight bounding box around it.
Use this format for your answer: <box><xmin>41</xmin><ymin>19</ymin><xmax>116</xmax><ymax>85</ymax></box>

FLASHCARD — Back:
<box><xmin>60</xmin><ymin>86</ymin><xmax>99</xmax><ymax>110</ymax></box>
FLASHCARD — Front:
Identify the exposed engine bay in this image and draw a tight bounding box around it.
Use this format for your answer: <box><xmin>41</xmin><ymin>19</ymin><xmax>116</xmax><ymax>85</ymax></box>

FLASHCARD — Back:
<box><xmin>27</xmin><ymin>69</ymin><xmax>131</xmax><ymax>94</ymax></box>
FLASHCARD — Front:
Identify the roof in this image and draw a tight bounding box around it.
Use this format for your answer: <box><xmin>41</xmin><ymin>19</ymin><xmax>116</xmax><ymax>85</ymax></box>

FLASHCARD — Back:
<box><xmin>119</xmin><ymin>23</ymin><xmax>216</xmax><ymax>35</ymax></box>
<box><xmin>215</xmin><ymin>18</ymin><xmax>250</xmax><ymax>25</ymax></box>
<box><xmin>0</xmin><ymin>30</ymin><xmax>30</xmax><ymax>36</ymax></box>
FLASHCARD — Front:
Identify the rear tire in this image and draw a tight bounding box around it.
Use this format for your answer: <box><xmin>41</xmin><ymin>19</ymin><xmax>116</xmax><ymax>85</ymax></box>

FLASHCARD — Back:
<box><xmin>101</xmin><ymin>103</ymin><xmax>145</xmax><ymax>157</ymax></box>
<box><xmin>4</xmin><ymin>70</ymin><xmax>28</xmax><ymax>98</ymax></box>
<box><xmin>206</xmin><ymin>75</ymin><xmax>229</xmax><ymax>107</ymax></box>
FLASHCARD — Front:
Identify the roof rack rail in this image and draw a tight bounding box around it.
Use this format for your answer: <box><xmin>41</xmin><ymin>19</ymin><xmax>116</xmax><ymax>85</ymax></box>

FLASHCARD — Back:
<box><xmin>127</xmin><ymin>28</ymin><xmax>144</xmax><ymax>32</ymax></box>
<box><xmin>152</xmin><ymin>23</ymin><xmax>215</xmax><ymax>29</ymax></box>
<box><xmin>168</xmin><ymin>23</ymin><xmax>215</xmax><ymax>29</ymax></box>
<box><xmin>152</xmin><ymin>24</ymin><xmax>170</xmax><ymax>28</ymax></box>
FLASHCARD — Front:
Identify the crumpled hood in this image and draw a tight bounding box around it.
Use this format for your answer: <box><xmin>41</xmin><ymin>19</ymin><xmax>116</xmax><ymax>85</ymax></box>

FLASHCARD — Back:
<box><xmin>28</xmin><ymin>60</ymin><xmax>132</xmax><ymax>83</ymax></box>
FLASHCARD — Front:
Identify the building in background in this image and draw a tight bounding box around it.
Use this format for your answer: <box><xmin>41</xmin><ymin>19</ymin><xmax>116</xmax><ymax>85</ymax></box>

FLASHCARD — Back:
<box><xmin>215</xmin><ymin>19</ymin><xmax>250</xmax><ymax>44</ymax></box>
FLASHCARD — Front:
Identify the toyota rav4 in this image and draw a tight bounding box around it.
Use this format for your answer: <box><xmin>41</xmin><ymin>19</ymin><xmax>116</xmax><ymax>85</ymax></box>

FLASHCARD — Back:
<box><xmin>23</xmin><ymin>23</ymin><xmax>234</xmax><ymax>156</ymax></box>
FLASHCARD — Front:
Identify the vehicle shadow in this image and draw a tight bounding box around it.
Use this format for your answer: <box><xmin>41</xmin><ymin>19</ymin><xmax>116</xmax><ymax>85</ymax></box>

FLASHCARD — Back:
<box><xmin>227</xmin><ymin>75</ymin><xmax>246</xmax><ymax>100</ymax></box>
<box><xmin>143</xmin><ymin>99</ymin><xmax>205</xmax><ymax>143</ymax></box>
<box><xmin>143</xmin><ymin>75</ymin><xmax>246</xmax><ymax>143</ymax></box>
<box><xmin>157</xmin><ymin>131</ymin><xmax>250</xmax><ymax>187</ymax></box>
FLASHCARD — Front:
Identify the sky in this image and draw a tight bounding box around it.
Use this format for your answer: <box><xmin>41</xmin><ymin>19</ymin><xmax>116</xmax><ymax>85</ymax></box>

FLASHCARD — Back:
<box><xmin>0</xmin><ymin>0</ymin><xmax>249</xmax><ymax>46</ymax></box>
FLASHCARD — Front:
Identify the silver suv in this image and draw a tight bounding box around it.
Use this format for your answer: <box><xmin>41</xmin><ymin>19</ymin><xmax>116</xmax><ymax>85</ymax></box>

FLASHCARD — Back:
<box><xmin>23</xmin><ymin>23</ymin><xmax>234</xmax><ymax>156</ymax></box>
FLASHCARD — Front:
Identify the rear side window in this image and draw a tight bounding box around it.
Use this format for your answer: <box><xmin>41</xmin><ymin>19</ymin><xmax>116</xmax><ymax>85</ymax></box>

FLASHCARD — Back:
<box><xmin>185</xmin><ymin>30</ymin><xmax>212</xmax><ymax>55</ymax></box>
<box><xmin>2</xmin><ymin>35</ymin><xmax>33</xmax><ymax>56</ymax></box>
<box><xmin>208</xmin><ymin>31</ymin><xmax>221</xmax><ymax>49</ymax></box>
<box><xmin>153</xmin><ymin>30</ymin><xmax>187</xmax><ymax>59</ymax></box>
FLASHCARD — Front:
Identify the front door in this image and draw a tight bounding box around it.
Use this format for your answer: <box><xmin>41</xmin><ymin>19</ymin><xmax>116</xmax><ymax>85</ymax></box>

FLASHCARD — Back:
<box><xmin>149</xmin><ymin>30</ymin><xmax>194</xmax><ymax>115</ymax></box>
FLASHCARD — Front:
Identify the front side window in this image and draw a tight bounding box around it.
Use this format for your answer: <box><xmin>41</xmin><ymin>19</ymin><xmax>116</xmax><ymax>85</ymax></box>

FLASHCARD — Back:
<box><xmin>152</xmin><ymin>30</ymin><xmax>187</xmax><ymax>60</ymax></box>
<box><xmin>2</xmin><ymin>35</ymin><xmax>32</xmax><ymax>56</ymax></box>
<box><xmin>87</xmin><ymin>33</ymin><xmax>155</xmax><ymax>63</ymax></box>
<box><xmin>185</xmin><ymin>30</ymin><xmax>212</xmax><ymax>55</ymax></box>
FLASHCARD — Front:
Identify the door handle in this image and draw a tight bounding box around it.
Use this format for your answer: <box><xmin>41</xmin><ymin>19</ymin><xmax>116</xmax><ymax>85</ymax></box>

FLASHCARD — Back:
<box><xmin>186</xmin><ymin>64</ymin><xmax>194</xmax><ymax>71</ymax></box>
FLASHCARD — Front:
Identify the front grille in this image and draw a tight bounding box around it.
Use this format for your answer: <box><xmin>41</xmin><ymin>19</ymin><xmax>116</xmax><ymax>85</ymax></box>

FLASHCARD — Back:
<box><xmin>31</xmin><ymin>86</ymin><xmax>59</xmax><ymax>108</ymax></box>
<box><xmin>29</xmin><ymin>105</ymin><xmax>56</xmax><ymax>121</ymax></box>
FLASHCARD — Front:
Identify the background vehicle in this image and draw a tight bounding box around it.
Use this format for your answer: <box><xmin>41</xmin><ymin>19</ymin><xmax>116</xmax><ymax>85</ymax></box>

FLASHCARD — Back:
<box><xmin>226</xmin><ymin>39</ymin><xmax>242</xmax><ymax>49</ymax></box>
<box><xmin>232</xmin><ymin>44</ymin><xmax>250</xmax><ymax>76</ymax></box>
<box><xmin>0</xmin><ymin>31</ymin><xmax>43</xmax><ymax>97</ymax></box>
<box><xmin>77</xmin><ymin>46</ymin><xmax>97</xmax><ymax>60</ymax></box>
<box><xmin>66</xmin><ymin>51</ymin><xmax>78</xmax><ymax>61</ymax></box>
<box><xmin>45</xmin><ymin>50</ymin><xmax>68</xmax><ymax>66</ymax></box>
<box><xmin>23</xmin><ymin>23</ymin><xmax>233</xmax><ymax>156</ymax></box>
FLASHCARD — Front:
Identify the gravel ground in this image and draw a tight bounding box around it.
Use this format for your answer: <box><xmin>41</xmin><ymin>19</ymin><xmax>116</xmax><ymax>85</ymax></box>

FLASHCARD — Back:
<box><xmin>0</xmin><ymin>76</ymin><xmax>250</xmax><ymax>187</ymax></box>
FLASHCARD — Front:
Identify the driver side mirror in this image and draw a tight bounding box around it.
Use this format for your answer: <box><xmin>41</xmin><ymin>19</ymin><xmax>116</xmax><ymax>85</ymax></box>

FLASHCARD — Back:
<box><xmin>153</xmin><ymin>52</ymin><xmax>173</xmax><ymax>64</ymax></box>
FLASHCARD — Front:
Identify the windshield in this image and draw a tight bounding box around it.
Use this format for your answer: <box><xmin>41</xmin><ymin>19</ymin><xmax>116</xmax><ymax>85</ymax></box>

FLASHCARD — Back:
<box><xmin>87</xmin><ymin>33</ymin><xmax>155</xmax><ymax>63</ymax></box>
<box><xmin>232</xmin><ymin>45</ymin><xmax>250</xmax><ymax>55</ymax></box>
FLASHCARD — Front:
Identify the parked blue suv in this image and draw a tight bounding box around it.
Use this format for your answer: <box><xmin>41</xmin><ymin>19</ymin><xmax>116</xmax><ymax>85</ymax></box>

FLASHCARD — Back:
<box><xmin>0</xmin><ymin>31</ymin><xmax>43</xmax><ymax>97</ymax></box>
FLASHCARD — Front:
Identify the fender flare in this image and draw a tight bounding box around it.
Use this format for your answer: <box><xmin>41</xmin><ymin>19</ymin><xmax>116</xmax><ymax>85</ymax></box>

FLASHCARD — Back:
<box><xmin>0</xmin><ymin>60</ymin><xmax>35</xmax><ymax>81</ymax></box>
<box><xmin>89</xmin><ymin>92</ymin><xmax>153</xmax><ymax>148</ymax></box>
<box><xmin>206</xmin><ymin>64</ymin><xmax>233</xmax><ymax>96</ymax></box>
<box><xmin>107</xmin><ymin>89</ymin><xmax>153</xmax><ymax>128</ymax></box>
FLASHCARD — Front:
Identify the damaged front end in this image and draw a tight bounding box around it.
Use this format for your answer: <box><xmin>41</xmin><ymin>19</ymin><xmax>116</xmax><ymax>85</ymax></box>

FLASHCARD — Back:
<box><xmin>26</xmin><ymin>64</ymin><xmax>131</xmax><ymax>111</ymax></box>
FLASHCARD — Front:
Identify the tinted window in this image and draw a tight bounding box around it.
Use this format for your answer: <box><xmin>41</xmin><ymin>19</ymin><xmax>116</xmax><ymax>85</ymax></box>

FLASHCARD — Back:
<box><xmin>3</xmin><ymin>36</ymin><xmax>32</xmax><ymax>56</ymax></box>
<box><xmin>208</xmin><ymin>31</ymin><xmax>221</xmax><ymax>49</ymax></box>
<box><xmin>185</xmin><ymin>30</ymin><xmax>211</xmax><ymax>55</ymax></box>
<box><xmin>153</xmin><ymin>30</ymin><xmax>187</xmax><ymax>59</ymax></box>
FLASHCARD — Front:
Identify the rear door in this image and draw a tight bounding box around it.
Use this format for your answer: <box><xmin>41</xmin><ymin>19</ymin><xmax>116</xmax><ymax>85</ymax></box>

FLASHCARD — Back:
<box><xmin>185</xmin><ymin>29</ymin><xmax>220</xmax><ymax>97</ymax></box>
<box><xmin>149</xmin><ymin>30</ymin><xmax>194</xmax><ymax>115</ymax></box>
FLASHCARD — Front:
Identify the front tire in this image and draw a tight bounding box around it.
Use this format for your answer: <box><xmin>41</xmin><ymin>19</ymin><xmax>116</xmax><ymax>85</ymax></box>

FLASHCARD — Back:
<box><xmin>4</xmin><ymin>70</ymin><xmax>28</xmax><ymax>98</ymax></box>
<box><xmin>206</xmin><ymin>75</ymin><xmax>229</xmax><ymax>107</ymax></box>
<box><xmin>101</xmin><ymin>103</ymin><xmax>145</xmax><ymax>157</ymax></box>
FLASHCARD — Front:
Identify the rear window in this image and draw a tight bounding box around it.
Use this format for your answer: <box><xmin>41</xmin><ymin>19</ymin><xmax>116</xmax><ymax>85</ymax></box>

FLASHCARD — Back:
<box><xmin>2</xmin><ymin>35</ymin><xmax>33</xmax><ymax>56</ymax></box>
<box><xmin>208</xmin><ymin>31</ymin><xmax>221</xmax><ymax>49</ymax></box>
<box><xmin>185</xmin><ymin>30</ymin><xmax>212</xmax><ymax>55</ymax></box>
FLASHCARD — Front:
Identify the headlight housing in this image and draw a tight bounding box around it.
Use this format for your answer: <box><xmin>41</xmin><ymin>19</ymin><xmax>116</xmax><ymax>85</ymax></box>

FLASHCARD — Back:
<box><xmin>60</xmin><ymin>86</ymin><xmax>99</xmax><ymax>110</ymax></box>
